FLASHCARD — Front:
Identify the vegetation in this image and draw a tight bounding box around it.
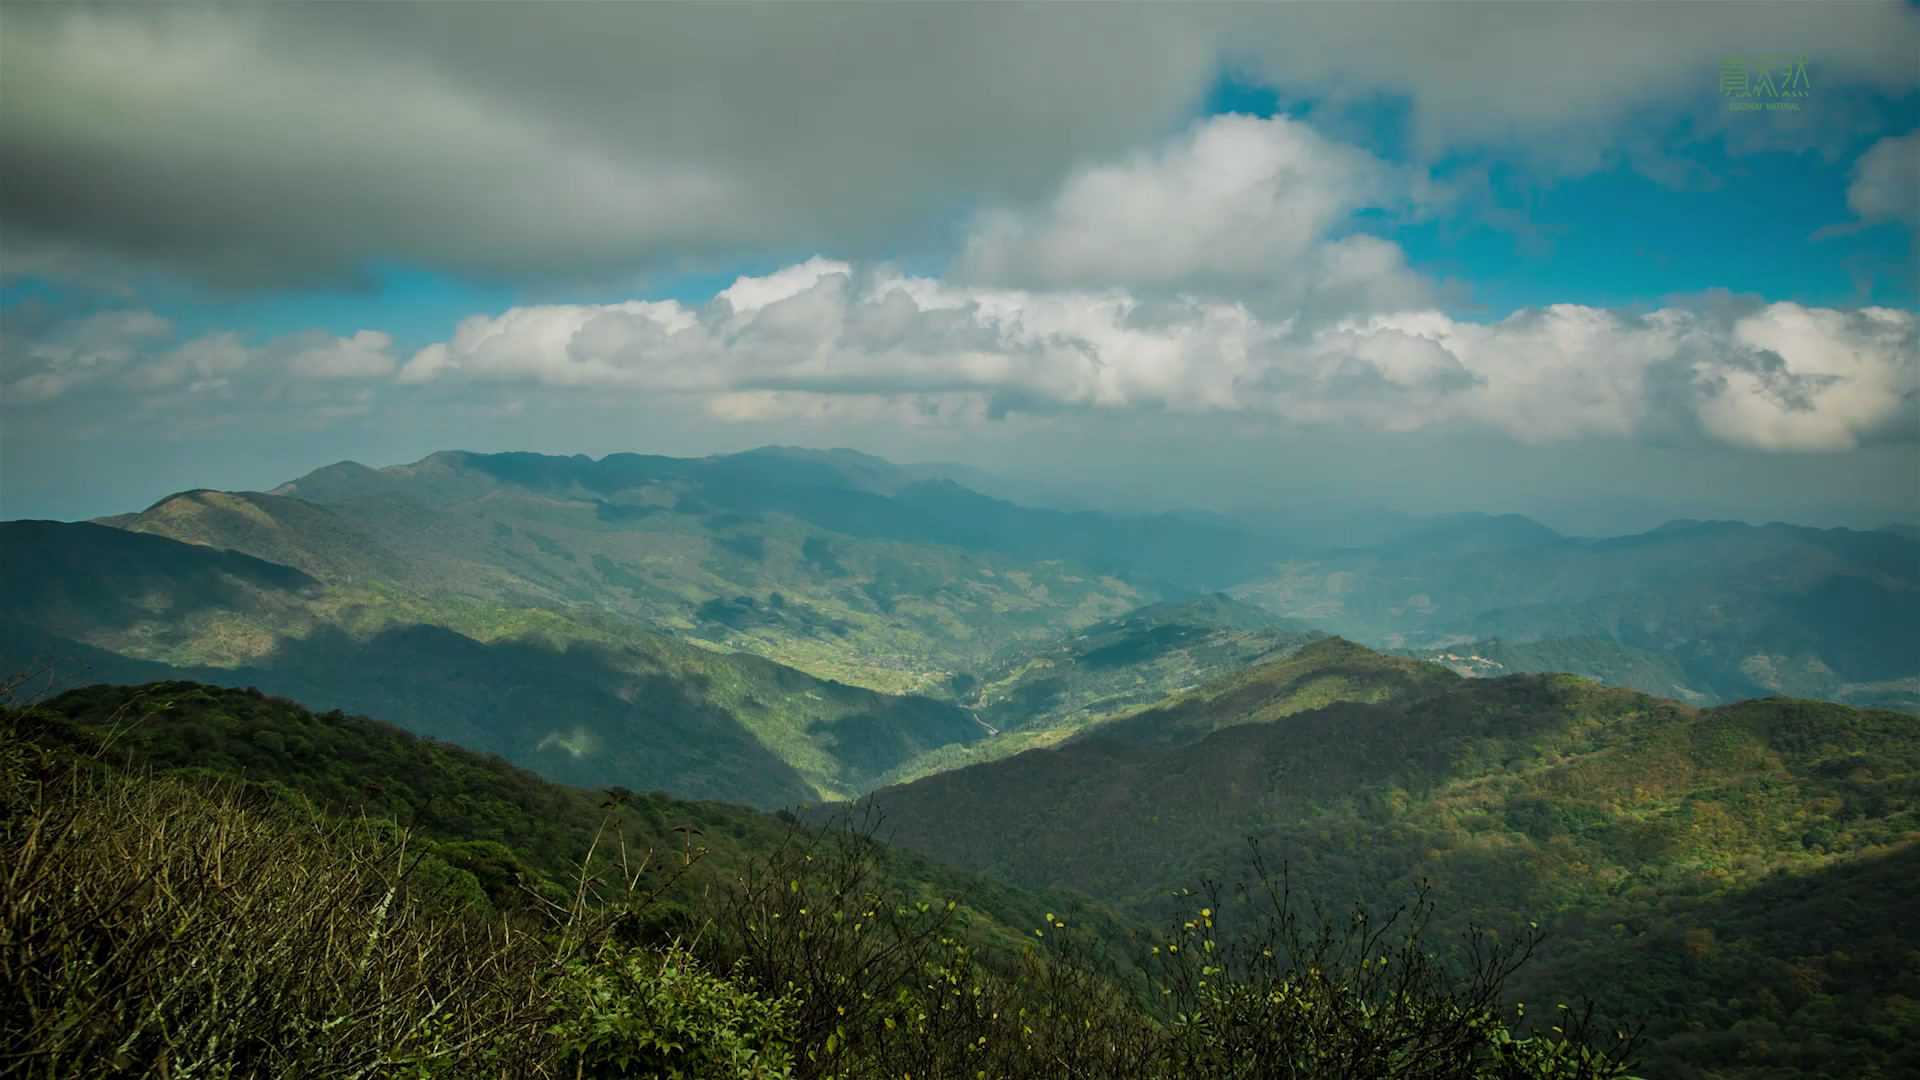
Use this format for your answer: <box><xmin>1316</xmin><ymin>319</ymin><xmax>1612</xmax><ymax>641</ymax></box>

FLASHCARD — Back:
<box><xmin>864</xmin><ymin>649</ymin><xmax>1920</xmax><ymax>1078</ymax></box>
<box><xmin>873</xmin><ymin>595</ymin><xmax>1324</xmax><ymax>785</ymax></box>
<box><xmin>12</xmin><ymin>680</ymin><xmax>1128</xmax><ymax>954</ymax></box>
<box><xmin>0</xmin><ymin>523</ymin><xmax>992</xmax><ymax>807</ymax></box>
<box><xmin>6</xmin><ymin>448</ymin><xmax>1911</xmax><ymax>1078</ymax></box>
<box><xmin>104</xmin><ymin>448</ymin><xmax>1271</xmax><ymax>692</ymax></box>
<box><xmin>957</xmin><ymin>594</ymin><xmax>1321</xmax><ymax>733</ymax></box>
<box><xmin>0</xmin><ymin>681</ymin><xmax>1641</xmax><ymax>1079</ymax></box>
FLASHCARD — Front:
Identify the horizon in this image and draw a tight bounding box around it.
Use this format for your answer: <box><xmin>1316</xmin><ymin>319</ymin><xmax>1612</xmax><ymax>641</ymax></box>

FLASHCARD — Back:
<box><xmin>13</xmin><ymin>440</ymin><xmax>1915</xmax><ymax>542</ymax></box>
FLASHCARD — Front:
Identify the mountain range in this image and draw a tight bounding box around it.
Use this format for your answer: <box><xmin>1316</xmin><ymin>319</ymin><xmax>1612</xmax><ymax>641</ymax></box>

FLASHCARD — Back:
<box><xmin>4</xmin><ymin>445</ymin><xmax>1914</xmax><ymax>812</ymax></box>
<box><xmin>97</xmin><ymin>447</ymin><xmax>1293</xmax><ymax>693</ymax></box>
<box><xmin>1230</xmin><ymin>513</ymin><xmax>1919</xmax><ymax>712</ymax></box>
<box><xmin>57</xmin><ymin>446</ymin><xmax>1919</xmax><ymax>717</ymax></box>
<box><xmin>3</xmin><ymin>444</ymin><xmax>1916</xmax><ymax>1078</ymax></box>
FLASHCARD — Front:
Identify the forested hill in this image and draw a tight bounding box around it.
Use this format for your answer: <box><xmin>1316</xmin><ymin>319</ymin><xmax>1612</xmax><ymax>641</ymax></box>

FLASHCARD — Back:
<box><xmin>99</xmin><ymin>447</ymin><xmax>1290</xmax><ymax>691</ymax></box>
<box><xmin>859</xmin><ymin>643</ymin><xmax>1920</xmax><ymax>1080</ymax></box>
<box><xmin>11</xmin><ymin>679</ymin><xmax>1132</xmax><ymax>955</ymax></box>
<box><xmin>0</xmin><ymin>518</ymin><xmax>987</xmax><ymax>808</ymax></box>
<box><xmin>2</xmin><ymin>678</ymin><xmax>1644</xmax><ymax>1079</ymax></box>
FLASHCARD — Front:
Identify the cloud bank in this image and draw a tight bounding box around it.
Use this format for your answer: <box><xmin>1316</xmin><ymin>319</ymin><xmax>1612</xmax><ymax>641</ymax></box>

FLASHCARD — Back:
<box><xmin>391</xmin><ymin>260</ymin><xmax>1915</xmax><ymax>454</ymax></box>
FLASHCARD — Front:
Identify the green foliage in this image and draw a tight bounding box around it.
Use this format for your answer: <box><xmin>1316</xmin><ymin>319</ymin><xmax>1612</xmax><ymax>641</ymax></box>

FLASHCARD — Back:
<box><xmin>10</xmin><ymin>680</ymin><xmax>1133</xmax><ymax>966</ymax></box>
<box><xmin>0</xmin><ymin>528</ymin><xmax>995</xmax><ymax>806</ymax></box>
<box><xmin>1</xmin><ymin>678</ymin><xmax>1642</xmax><ymax>1080</ymax></box>
<box><xmin>81</xmin><ymin>449</ymin><xmax>1223</xmax><ymax>694</ymax></box>
<box><xmin>548</xmin><ymin>943</ymin><xmax>796</xmax><ymax>1079</ymax></box>
<box><xmin>867</xmin><ymin>651</ymin><xmax>1920</xmax><ymax>1079</ymax></box>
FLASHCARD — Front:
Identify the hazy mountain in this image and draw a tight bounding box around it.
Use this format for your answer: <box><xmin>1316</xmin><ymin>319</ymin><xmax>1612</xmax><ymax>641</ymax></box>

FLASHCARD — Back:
<box><xmin>99</xmin><ymin>488</ymin><xmax>406</xmax><ymax>584</ymax></box>
<box><xmin>1398</xmin><ymin>636</ymin><xmax>1708</xmax><ymax>702</ymax></box>
<box><xmin>869</xmin><ymin>595</ymin><xmax>1326</xmax><ymax>786</ymax></box>
<box><xmin>956</xmin><ymin>593</ymin><xmax>1323</xmax><ymax>732</ymax></box>
<box><xmin>1231</xmin><ymin>518</ymin><xmax>1920</xmax><ymax>711</ymax></box>
<box><xmin>0</xmin><ymin>520</ymin><xmax>986</xmax><ymax>807</ymax></box>
<box><xmin>61</xmin><ymin>445</ymin><xmax>1920</xmax><ymax>720</ymax></box>
<box><xmin>103</xmin><ymin>448</ymin><xmax>1297</xmax><ymax>692</ymax></box>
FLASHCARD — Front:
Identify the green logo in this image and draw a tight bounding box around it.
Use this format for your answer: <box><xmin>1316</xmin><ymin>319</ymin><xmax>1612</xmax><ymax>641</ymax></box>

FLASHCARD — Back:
<box><xmin>1720</xmin><ymin>54</ymin><xmax>1812</xmax><ymax>111</ymax></box>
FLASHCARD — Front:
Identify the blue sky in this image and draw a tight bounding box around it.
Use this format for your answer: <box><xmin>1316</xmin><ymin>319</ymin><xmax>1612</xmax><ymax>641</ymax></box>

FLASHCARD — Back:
<box><xmin>2</xmin><ymin>2</ymin><xmax>1916</xmax><ymax>530</ymax></box>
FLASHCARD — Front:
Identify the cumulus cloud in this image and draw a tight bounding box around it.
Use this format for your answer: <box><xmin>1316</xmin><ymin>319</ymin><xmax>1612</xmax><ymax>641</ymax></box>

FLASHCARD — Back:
<box><xmin>284</xmin><ymin>330</ymin><xmax>399</xmax><ymax>378</ymax></box>
<box><xmin>1</xmin><ymin>308</ymin><xmax>171</xmax><ymax>404</ymax></box>
<box><xmin>1699</xmin><ymin>304</ymin><xmax>1919</xmax><ymax>451</ymax></box>
<box><xmin>953</xmin><ymin>113</ymin><xmax>1436</xmax><ymax>312</ymax></box>
<box><xmin>1845</xmin><ymin>130</ymin><xmax>1920</xmax><ymax>226</ymax></box>
<box><xmin>4</xmin><ymin>314</ymin><xmax>397</xmax><ymax>405</ymax></box>
<box><xmin>3</xmin><ymin>2</ymin><xmax>1914</xmax><ymax>289</ymax></box>
<box><xmin>401</xmin><ymin>261</ymin><xmax>1918</xmax><ymax>453</ymax></box>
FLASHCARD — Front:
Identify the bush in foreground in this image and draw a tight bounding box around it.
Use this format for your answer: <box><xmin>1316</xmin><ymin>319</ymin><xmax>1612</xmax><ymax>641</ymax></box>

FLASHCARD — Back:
<box><xmin>0</xmin><ymin>703</ymin><xmax>1640</xmax><ymax>1079</ymax></box>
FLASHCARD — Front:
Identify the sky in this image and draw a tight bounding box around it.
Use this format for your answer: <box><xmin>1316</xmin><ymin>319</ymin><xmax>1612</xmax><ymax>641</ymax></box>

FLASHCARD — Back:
<box><xmin>2</xmin><ymin>1</ymin><xmax>1917</xmax><ymax>535</ymax></box>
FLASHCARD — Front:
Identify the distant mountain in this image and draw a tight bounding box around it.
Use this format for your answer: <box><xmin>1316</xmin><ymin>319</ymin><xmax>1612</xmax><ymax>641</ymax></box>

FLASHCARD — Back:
<box><xmin>1357</xmin><ymin>511</ymin><xmax>1566</xmax><ymax>557</ymax></box>
<box><xmin>57</xmin><ymin>443</ymin><xmax>1919</xmax><ymax>725</ymax></box>
<box><xmin>108</xmin><ymin>447</ymin><xmax>1290</xmax><ymax>691</ymax></box>
<box><xmin>960</xmin><ymin>592</ymin><xmax>1322</xmax><ymax>730</ymax></box>
<box><xmin>857</xmin><ymin>638</ymin><xmax>1920</xmax><ymax>1078</ymax></box>
<box><xmin>870</xmin><ymin>595</ymin><xmax>1326</xmax><ymax>786</ymax></box>
<box><xmin>1231</xmin><ymin>518</ymin><xmax>1920</xmax><ymax>711</ymax></box>
<box><xmin>1398</xmin><ymin>637</ymin><xmax>1707</xmax><ymax>702</ymax></box>
<box><xmin>0</xmin><ymin>520</ymin><xmax>984</xmax><ymax>807</ymax></box>
<box><xmin>100</xmin><ymin>488</ymin><xmax>405</xmax><ymax>584</ymax></box>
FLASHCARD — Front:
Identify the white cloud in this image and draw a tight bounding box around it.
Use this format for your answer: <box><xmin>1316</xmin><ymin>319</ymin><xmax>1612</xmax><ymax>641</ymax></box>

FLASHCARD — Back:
<box><xmin>1700</xmin><ymin>304</ymin><xmax>1919</xmax><ymax>451</ymax></box>
<box><xmin>6</xmin><ymin>314</ymin><xmax>402</xmax><ymax>405</ymax></box>
<box><xmin>1217</xmin><ymin>4</ymin><xmax>1920</xmax><ymax>166</ymax></box>
<box><xmin>1846</xmin><ymin>130</ymin><xmax>1920</xmax><ymax>226</ymax></box>
<box><xmin>954</xmin><ymin>113</ymin><xmax>1425</xmax><ymax>302</ymax></box>
<box><xmin>286</xmin><ymin>330</ymin><xmax>398</xmax><ymax>378</ymax></box>
<box><xmin>403</xmin><ymin>260</ymin><xmax>1919</xmax><ymax>453</ymax></box>
<box><xmin>1</xmin><ymin>308</ymin><xmax>171</xmax><ymax>404</ymax></box>
<box><xmin>719</xmin><ymin>258</ymin><xmax>854</xmax><ymax>316</ymax></box>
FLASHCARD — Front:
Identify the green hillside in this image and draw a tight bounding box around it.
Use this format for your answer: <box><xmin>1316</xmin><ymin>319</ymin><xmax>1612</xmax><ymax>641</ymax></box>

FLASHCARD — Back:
<box><xmin>1</xmin><ymin>681</ymin><xmax>1639</xmax><ymax>1080</ymax></box>
<box><xmin>12</xmin><ymin>680</ymin><xmax>1125</xmax><ymax>952</ymax></box>
<box><xmin>862</xmin><ymin>641</ymin><xmax>1920</xmax><ymax>1079</ymax></box>
<box><xmin>0</xmin><ymin>521</ymin><xmax>987</xmax><ymax>807</ymax></box>
<box><xmin>957</xmin><ymin>593</ymin><xmax>1322</xmax><ymax>731</ymax></box>
<box><xmin>105</xmin><ymin>448</ymin><xmax>1296</xmax><ymax>692</ymax></box>
<box><xmin>858</xmin><ymin>596</ymin><xmax>1324</xmax><ymax>787</ymax></box>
